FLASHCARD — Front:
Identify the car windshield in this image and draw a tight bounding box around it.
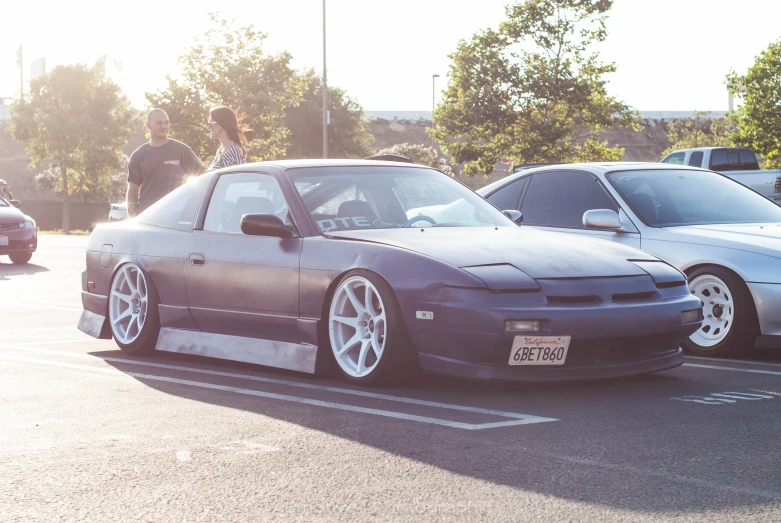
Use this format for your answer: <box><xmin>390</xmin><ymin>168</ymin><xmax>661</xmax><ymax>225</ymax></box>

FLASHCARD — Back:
<box><xmin>606</xmin><ymin>169</ymin><xmax>781</xmax><ymax>227</ymax></box>
<box><xmin>287</xmin><ymin>166</ymin><xmax>513</xmax><ymax>233</ymax></box>
<box><xmin>0</xmin><ymin>197</ymin><xmax>8</xmax><ymax>207</ymax></box>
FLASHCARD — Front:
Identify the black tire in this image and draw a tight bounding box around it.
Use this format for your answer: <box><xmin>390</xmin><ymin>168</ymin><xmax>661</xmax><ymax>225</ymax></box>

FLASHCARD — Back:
<box><xmin>9</xmin><ymin>252</ymin><xmax>32</xmax><ymax>264</ymax></box>
<box><xmin>682</xmin><ymin>265</ymin><xmax>758</xmax><ymax>357</ymax></box>
<box><xmin>327</xmin><ymin>269</ymin><xmax>418</xmax><ymax>386</ymax></box>
<box><xmin>110</xmin><ymin>264</ymin><xmax>161</xmax><ymax>356</ymax></box>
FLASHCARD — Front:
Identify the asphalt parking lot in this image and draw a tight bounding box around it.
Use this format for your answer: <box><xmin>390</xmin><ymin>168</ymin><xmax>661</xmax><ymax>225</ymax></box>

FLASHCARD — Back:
<box><xmin>2</xmin><ymin>235</ymin><xmax>781</xmax><ymax>522</ymax></box>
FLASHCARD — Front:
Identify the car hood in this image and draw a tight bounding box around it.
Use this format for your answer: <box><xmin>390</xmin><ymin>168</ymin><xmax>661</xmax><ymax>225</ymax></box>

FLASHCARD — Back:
<box><xmin>0</xmin><ymin>205</ymin><xmax>25</xmax><ymax>225</ymax></box>
<box><xmin>663</xmin><ymin>223</ymin><xmax>781</xmax><ymax>259</ymax></box>
<box><xmin>327</xmin><ymin>227</ymin><xmax>656</xmax><ymax>279</ymax></box>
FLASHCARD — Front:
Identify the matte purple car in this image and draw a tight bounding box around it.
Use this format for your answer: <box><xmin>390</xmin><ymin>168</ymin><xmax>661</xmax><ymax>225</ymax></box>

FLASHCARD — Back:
<box><xmin>78</xmin><ymin>160</ymin><xmax>703</xmax><ymax>384</ymax></box>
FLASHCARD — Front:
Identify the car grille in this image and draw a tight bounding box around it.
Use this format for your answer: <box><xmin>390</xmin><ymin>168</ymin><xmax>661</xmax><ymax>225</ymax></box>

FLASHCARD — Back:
<box><xmin>0</xmin><ymin>223</ymin><xmax>21</xmax><ymax>232</ymax></box>
<box><xmin>612</xmin><ymin>291</ymin><xmax>657</xmax><ymax>302</ymax></box>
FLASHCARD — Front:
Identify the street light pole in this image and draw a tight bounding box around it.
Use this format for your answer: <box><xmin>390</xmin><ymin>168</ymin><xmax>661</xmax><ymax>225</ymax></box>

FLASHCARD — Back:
<box><xmin>17</xmin><ymin>45</ymin><xmax>24</xmax><ymax>96</ymax></box>
<box><xmin>322</xmin><ymin>0</ymin><xmax>328</xmax><ymax>159</ymax></box>
<box><xmin>432</xmin><ymin>74</ymin><xmax>440</xmax><ymax>124</ymax></box>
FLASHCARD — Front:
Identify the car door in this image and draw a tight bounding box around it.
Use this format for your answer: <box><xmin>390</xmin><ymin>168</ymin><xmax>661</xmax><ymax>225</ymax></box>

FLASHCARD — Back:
<box><xmin>184</xmin><ymin>171</ymin><xmax>303</xmax><ymax>342</ymax></box>
<box><xmin>517</xmin><ymin>170</ymin><xmax>641</xmax><ymax>248</ymax></box>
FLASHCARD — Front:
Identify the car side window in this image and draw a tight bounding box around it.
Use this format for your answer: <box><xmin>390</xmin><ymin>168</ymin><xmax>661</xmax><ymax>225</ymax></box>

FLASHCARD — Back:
<box><xmin>486</xmin><ymin>177</ymin><xmax>529</xmax><ymax>211</ymax></box>
<box><xmin>137</xmin><ymin>174</ymin><xmax>211</xmax><ymax>232</ymax></box>
<box><xmin>688</xmin><ymin>151</ymin><xmax>704</xmax><ymax>168</ymax></box>
<box><xmin>738</xmin><ymin>149</ymin><xmax>759</xmax><ymax>169</ymax></box>
<box><xmin>662</xmin><ymin>152</ymin><xmax>685</xmax><ymax>165</ymax></box>
<box><xmin>710</xmin><ymin>149</ymin><xmax>729</xmax><ymax>170</ymax></box>
<box><xmin>203</xmin><ymin>172</ymin><xmax>289</xmax><ymax>234</ymax></box>
<box><xmin>727</xmin><ymin>149</ymin><xmax>740</xmax><ymax>168</ymax></box>
<box><xmin>520</xmin><ymin>171</ymin><xmax>617</xmax><ymax>229</ymax></box>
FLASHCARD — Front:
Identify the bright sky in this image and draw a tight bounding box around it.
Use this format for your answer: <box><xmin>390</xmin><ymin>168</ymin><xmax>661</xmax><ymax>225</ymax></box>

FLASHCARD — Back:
<box><xmin>1</xmin><ymin>0</ymin><xmax>779</xmax><ymax>112</ymax></box>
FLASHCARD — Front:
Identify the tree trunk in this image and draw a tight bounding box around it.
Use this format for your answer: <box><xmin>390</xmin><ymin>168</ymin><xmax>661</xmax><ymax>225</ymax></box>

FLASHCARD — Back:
<box><xmin>60</xmin><ymin>163</ymin><xmax>70</xmax><ymax>234</ymax></box>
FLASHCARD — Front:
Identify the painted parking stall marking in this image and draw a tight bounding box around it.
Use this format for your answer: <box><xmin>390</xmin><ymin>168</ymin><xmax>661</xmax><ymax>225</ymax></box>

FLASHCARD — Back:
<box><xmin>0</xmin><ymin>345</ymin><xmax>558</xmax><ymax>431</ymax></box>
<box><xmin>671</xmin><ymin>391</ymin><xmax>775</xmax><ymax>405</ymax></box>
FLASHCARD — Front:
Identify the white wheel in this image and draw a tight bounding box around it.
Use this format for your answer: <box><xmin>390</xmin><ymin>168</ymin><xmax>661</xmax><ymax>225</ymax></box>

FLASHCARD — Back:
<box><xmin>688</xmin><ymin>274</ymin><xmax>735</xmax><ymax>348</ymax></box>
<box><xmin>329</xmin><ymin>275</ymin><xmax>388</xmax><ymax>379</ymax></box>
<box><xmin>109</xmin><ymin>264</ymin><xmax>150</xmax><ymax>345</ymax></box>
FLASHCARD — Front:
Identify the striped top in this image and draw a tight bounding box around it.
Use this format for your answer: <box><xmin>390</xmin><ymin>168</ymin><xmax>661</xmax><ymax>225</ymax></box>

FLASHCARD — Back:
<box><xmin>208</xmin><ymin>144</ymin><xmax>246</xmax><ymax>171</ymax></box>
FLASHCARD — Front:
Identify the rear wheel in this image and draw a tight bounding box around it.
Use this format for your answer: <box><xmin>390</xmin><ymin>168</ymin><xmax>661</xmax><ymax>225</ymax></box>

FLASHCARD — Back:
<box><xmin>683</xmin><ymin>266</ymin><xmax>758</xmax><ymax>357</ymax></box>
<box><xmin>109</xmin><ymin>263</ymin><xmax>160</xmax><ymax>355</ymax></box>
<box><xmin>328</xmin><ymin>270</ymin><xmax>413</xmax><ymax>385</ymax></box>
<box><xmin>9</xmin><ymin>252</ymin><xmax>32</xmax><ymax>264</ymax></box>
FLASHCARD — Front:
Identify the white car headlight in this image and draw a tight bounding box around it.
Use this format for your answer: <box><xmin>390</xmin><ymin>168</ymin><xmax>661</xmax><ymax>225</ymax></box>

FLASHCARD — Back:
<box><xmin>20</xmin><ymin>220</ymin><xmax>35</xmax><ymax>230</ymax></box>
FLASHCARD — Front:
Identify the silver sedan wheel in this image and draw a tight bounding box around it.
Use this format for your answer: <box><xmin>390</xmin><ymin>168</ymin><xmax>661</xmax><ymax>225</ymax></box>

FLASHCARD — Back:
<box><xmin>329</xmin><ymin>276</ymin><xmax>387</xmax><ymax>378</ymax></box>
<box><xmin>689</xmin><ymin>274</ymin><xmax>735</xmax><ymax>348</ymax></box>
<box><xmin>109</xmin><ymin>264</ymin><xmax>149</xmax><ymax>345</ymax></box>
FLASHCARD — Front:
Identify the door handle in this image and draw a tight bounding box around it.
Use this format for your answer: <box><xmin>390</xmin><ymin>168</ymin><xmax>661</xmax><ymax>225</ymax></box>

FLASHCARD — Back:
<box><xmin>189</xmin><ymin>253</ymin><xmax>205</xmax><ymax>266</ymax></box>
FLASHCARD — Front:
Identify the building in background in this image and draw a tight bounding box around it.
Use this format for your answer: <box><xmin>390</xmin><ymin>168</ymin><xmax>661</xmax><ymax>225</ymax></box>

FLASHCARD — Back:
<box><xmin>0</xmin><ymin>98</ymin><xmax>11</xmax><ymax>126</ymax></box>
<box><xmin>30</xmin><ymin>58</ymin><xmax>46</xmax><ymax>81</ymax></box>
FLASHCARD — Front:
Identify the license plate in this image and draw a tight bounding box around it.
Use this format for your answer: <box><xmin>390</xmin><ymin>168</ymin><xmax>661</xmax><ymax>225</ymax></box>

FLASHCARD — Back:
<box><xmin>0</xmin><ymin>236</ymin><xmax>7</xmax><ymax>246</ymax></box>
<box><xmin>509</xmin><ymin>336</ymin><xmax>571</xmax><ymax>366</ymax></box>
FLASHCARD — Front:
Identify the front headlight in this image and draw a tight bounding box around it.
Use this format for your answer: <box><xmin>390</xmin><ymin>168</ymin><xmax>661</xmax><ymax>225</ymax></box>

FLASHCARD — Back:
<box><xmin>20</xmin><ymin>220</ymin><xmax>35</xmax><ymax>230</ymax></box>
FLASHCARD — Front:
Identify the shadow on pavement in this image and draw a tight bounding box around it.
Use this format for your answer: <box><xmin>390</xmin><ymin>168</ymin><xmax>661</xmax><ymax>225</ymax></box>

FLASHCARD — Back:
<box><xmin>92</xmin><ymin>348</ymin><xmax>781</xmax><ymax>515</ymax></box>
<box><xmin>0</xmin><ymin>262</ymin><xmax>50</xmax><ymax>280</ymax></box>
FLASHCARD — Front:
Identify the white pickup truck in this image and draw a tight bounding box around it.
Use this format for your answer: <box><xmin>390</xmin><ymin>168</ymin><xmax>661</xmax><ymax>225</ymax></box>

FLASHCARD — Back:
<box><xmin>661</xmin><ymin>147</ymin><xmax>781</xmax><ymax>205</ymax></box>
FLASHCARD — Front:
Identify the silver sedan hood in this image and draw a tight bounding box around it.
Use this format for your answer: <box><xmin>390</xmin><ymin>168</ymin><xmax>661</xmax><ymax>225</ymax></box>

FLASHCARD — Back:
<box><xmin>663</xmin><ymin>223</ymin><xmax>781</xmax><ymax>260</ymax></box>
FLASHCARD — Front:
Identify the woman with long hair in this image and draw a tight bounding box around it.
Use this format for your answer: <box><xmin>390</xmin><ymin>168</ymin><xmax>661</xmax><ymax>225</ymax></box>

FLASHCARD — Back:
<box><xmin>207</xmin><ymin>106</ymin><xmax>251</xmax><ymax>170</ymax></box>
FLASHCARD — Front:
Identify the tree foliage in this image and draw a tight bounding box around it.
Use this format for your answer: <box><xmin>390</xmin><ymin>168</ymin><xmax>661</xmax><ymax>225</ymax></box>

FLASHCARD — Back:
<box><xmin>726</xmin><ymin>39</ymin><xmax>781</xmax><ymax>168</ymax></box>
<box><xmin>147</xmin><ymin>15</ymin><xmax>372</xmax><ymax>164</ymax></box>
<box><xmin>374</xmin><ymin>143</ymin><xmax>453</xmax><ymax>174</ymax></box>
<box><xmin>9</xmin><ymin>60</ymin><xmax>135</xmax><ymax>231</ymax></box>
<box><xmin>662</xmin><ymin>111</ymin><xmax>733</xmax><ymax>158</ymax></box>
<box><xmin>147</xmin><ymin>14</ymin><xmax>305</xmax><ymax>163</ymax></box>
<box><xmin>431</xmin><ymin>0</ymin><xmax>636</xmax><ymax>175</ymax></box>
<box><xmin>286</xmin><ymin>70</ymin><xmax>373</xmax><ymax>159</ymax></box>
<box><xmin>35</xmin><ymin>163</ymin><xmax>128</xmax><ymax>203</ymax></box>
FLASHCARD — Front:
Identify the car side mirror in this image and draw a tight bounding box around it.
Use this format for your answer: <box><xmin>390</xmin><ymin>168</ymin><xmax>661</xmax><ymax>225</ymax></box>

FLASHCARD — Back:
<box><xmin>502</xmin><ymin>210</ymin><xmax>523</xmax><ymax>224</ymax></box>
<box><xmin>583</xmin><ymin>209</ymin><xmax>622</xmax><ymax>230</ymax></box>
<box><xmin>10</xmin><ymin>200</ymin><xmax>21</xmax><ymax>209</ymax></box>
<box><xmin>240</xmin><ymin>213</ymin><xmax>294</xmax><ymax>238</ymax></box>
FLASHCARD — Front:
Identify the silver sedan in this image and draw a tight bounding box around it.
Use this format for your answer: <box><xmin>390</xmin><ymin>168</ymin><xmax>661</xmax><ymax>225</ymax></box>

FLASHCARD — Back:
<box><xmin>477</xmin><ymin>163</ymin><xmax>781</xmax><ymax>357</ymax></box>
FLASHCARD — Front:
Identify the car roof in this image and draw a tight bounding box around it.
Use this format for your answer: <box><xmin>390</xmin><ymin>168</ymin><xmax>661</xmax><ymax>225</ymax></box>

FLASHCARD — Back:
<box><xmin>477</xmin><ymin>162</ymin><xmax>707</xmax><ymax>194</ymax></box>
<box><xmin>666</xmin><ymin>146</ymin><xmax>753</xmax><ymax>154</ymax></box>
<box><xmin>216</xmin><ymin>158</ymin><xmax>440</xmax><ymax>174</ymax></box>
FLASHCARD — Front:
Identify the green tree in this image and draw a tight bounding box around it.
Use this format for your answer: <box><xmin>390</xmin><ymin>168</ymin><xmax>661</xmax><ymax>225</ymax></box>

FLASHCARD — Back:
<box><xmin>726</xmin><ymin>39</ymin><xmax>781</xmax><ymax>168</ymax></box>
<box><xmin>431</xmin><ymin>0</ymin><xmax>636</xmax><ymax>176</ymax></box>
<box><xmin>146</xmin><ymin>14</ymin><xmax>306</xmax><ymax>163</ymax></box>
<box><xmin>374</xmin><ymin>143</ymin><xmax>453</xmax><ymax>174</ymax></box>
<box><xmin>9</xmin><ymin>60</ymin><xmax>135</xmax><ymax>232</ymax></box>
<box><xmin>285</xmin><ymin>70</ymin><xmax>373</xmax><ymax>159</ymax></box>
<box><xmin>661</xmin><ymin>111</ymin><xmax>733</xmax><ymax>158</ymax></box>
<box><xmin>35</xmin><ymin>161</ymin><xmax>128</xmax><ymax>204</ymax></box>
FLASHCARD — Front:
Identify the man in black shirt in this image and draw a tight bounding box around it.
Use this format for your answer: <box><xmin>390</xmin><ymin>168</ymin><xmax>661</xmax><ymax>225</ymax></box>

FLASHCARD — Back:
<box><xmin>126</xmin><ymin>109</ymin><xmax>205</xmax><ymax>216</ymax></box>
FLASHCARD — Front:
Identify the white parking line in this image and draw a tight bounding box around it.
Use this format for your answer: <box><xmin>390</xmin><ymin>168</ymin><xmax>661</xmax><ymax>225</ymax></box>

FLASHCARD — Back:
<box><xmin>3</xmin><ymin>303</ymin><xmax>81</xmax><ymax>312</ymax></box>
<box><xmin>19</xmin><ymin>300</ymin><xmax>83</xmax><ymax>308</ymax></box>
<box><xmin>3</xmin><ymin>326</ymin><xmax>82</xmax><ymax>333</ymax></box>
<box><xmin>1</xmin><ymin>339</ymin><xmax>93</xmax><ymax>346</ymax></box>
<box><xmin>0</xmin><ymin>349</ymin><xmax>558</xmax><ymax>430</ymax></box>
<box><xmin>684</xmin><ymin>363</ymin><xmax>781</xmax><ymax>377</ymax></box>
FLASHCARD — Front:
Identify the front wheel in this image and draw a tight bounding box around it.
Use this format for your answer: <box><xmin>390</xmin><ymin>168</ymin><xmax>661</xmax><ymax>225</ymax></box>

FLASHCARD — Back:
<box><xmin>9</xmin><ymin>252</ymin><xmax>32</xmax><ymax>264</ymax></box>
<box><xmin>682</xmin><ymin>266</ymin><xmax>758</xmax><ymax>357</ymax></box>
<box><xmin>109</xmin><ymin>263</ymin><xmax>160</xmax><ymax>355</ymax></box>
<box><xmin>328</xmin><ymin>270</ymin><xmax>413</xmax><ymax>385</ymax></box>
